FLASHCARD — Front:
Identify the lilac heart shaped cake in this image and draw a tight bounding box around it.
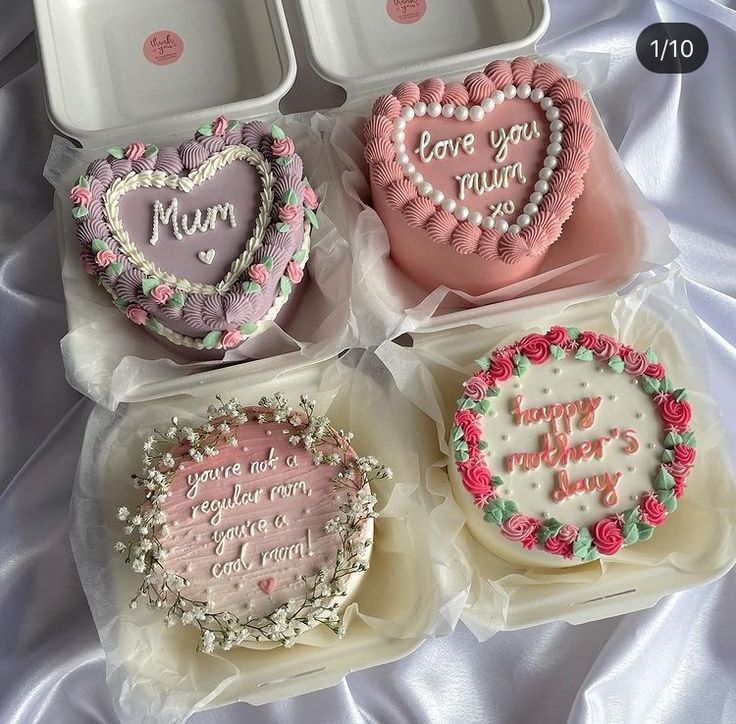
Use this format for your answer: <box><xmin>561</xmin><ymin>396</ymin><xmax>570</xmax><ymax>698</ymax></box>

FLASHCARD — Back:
<box><xmin>70</xmin><ymin>117</ymin><xmax>320</xmax><ymax>352</ymax></box>
<box><xmin>364</xmin><ymin>57</ymin><xmax>595</xmax><ymax>296</ymax></box>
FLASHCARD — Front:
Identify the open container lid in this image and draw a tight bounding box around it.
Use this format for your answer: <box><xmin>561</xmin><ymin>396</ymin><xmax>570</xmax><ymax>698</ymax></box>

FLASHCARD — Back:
<box><xmin>33</xmin><ymin>0</ymin><xmax>297</xmax><ymax>149</ymax></box>
<box><xmin>295</xmin><ymin>0</ymin><xmax>550</xmax><ymax>98</ymax></box>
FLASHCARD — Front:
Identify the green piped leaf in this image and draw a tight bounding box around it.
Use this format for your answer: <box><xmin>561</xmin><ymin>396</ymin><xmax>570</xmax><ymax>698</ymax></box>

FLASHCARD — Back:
<box><xmin>654</xmin><ymin>466</ymin><xmax>675</xmax><ymax>491</ymax></box>
<box><xmin>566</xmin><ymin>327</ymin><xmax>580</xmax><ymax>340</ymax></box>
<box><xmin>682</xmin><ymin>431</ymin><xmax>696</xmax><ymax>447</ymax></box>
<box><xmin>664</xmin><ymin>431</ymin><xmax>682</xmax><ymax>448</ymax></box>
<box><xmin>661</xmin><ymin>377</ymin><xmax>674</xmax><ymax>392</ymax></box>
<box><xmin>283</xmin><ymin>189</ymin><xmax>299</xmax><ymax>204</ymax></box>
<box><xmin>661</xmin><ymin>449</ymin><xmax>675</xmax><ymax>463</ymax></box>
<box><xmin>144</xmin><ymin>144</ymin><xmax>159</xmax><ymax>158</ymax></box>
<box><xmin>276</xmin><ymin>156</ymin><xmax>293</xmax><ymax>167</ymax></box>
<box><xmin>622</xmin><ymin>507</ymin><xmax>640</xmax><ymax>527</ymax></box>
<box><xmin>476</xmin><ymin>398</ymin><xmax>492</xmax><ymax>415</ymax></box>
<box><xmin>107</xmin><ymin>146</ymin><xmax>125</xmax><ymax>159</ymax></box>
<box><xmin>572</xmin><ymin>527</ymin><xmax>593</xmax><ymax>558</ymax></box>
<box><xmin>238</xmin><ymin>322</ymin><xmax>258</xmax><ymax>336</ymax></box>
<box><xmin>276</xmin><ymin>222</ymin><xmax>290</xmax><ymax>234</ymax></box>
<box><xmin>641</xmin><ymin>375</ymin><xmax>661</xmax><ymax>394</ymax></box>
<box><xmin>141</xmin><ymin>277</ymin><xmax>160</xmax><ymax>296</ymax></box>
<box><xmin>167</xmin><ymin>291</ymin><xmax>185</xmax><ymax>309</ymax></box>
<box><xmin>227</xmin><ymin>120</ymin><xmax>239</xmax><ymax>133</ymax></box>
<box><xmin>623</xmin><ymin>524</ymin><xmax>639</xmax><ymax>545</ymax></box>
<box><xmin>292</xmin><ymin>249</ymin><xmax>308</xmax><ymax>264</ymax></box>
<box><xmin>271</xmin><ymin>124</ymin><xmax>286</xmax><ymax>140</ymax></box>
<box><xmin>512</xmin><ymin>354</ymin><xmax>530</xmax><ymax>377</ymax></box>
<box><xmin>475</xmin><ymin>355</ymin><xmax>491</xmax><ymax>372</ymax></box>
<box><xmin>451</xmin><ymin>425</ymin><xmax>463</xmax><ymax>442</ymax></box>
<box><xmin>656</xmin><ymin>489</ymin><xmax>677</xmax><ymax>514</ymax></box>
<box><xmin>608</xmin><ymin>355</ymin><xmax>625</xmax><ymax>373</ymax></box>
<box><xmin>484</xmin><ymin>499</ymin><xmax>517</xmax><ymax>525</ymax></box>
<box><xmin>202</xmin><ymin>330</ymin><xmax>222</xmax><ymax>349</ymax></box>
<box><xmin>538</xmin><ymin>518</ymin><xmax>563</xmax><ymax>545</ymax></box>
<box><xmin>637</xmin><ymin>522</ymin><xmax>655</xmax><ymax>540</ymax></box>
<box><xmin>113</xmin><ymin>297</ymin><xmax>128</xmax><ymax>311</ymax></box>
<box><xmin>574</xmin><ymin>345</ymin><xmax>593</xmax><ymax>361</ymax></box>
<box><xmin>646</xmin><ymin>347</ymin><xmax>658</xmax><ymax>363</ymax></box>
<box><xmin>478</xmin><ymin>440</ymin><xmax>489</xmax><ymax>452</ymax></box>
<box><xmin>550</xmin><ymin>344</ymin><xmax>565</xmax><ymax>360</ymax></box>
<box><xmin>242</xmin><ymin>281</ymin><xmax>262</xmax><ymax>294</ymax></box>
<box><xmin>454</xmin><ymin>441</ymin><xmax>469</xmax><ymax>462</ymax></box>
<box><xmin>280</xmin><ymin>277</ymin><xmax>292</xmax><ymax>296</ymax></box>
<box><xmin>90</xmin><ymin>238</ymin><xmax>108</xmax><ymax>253</ymax></box>
<box><xmin>304</xmin><ymin>206</ymin><xmax>319</xmax><ymax>228</ymax></box>
<box><xmin>487</xmin><ymin>386</ymin><xmax>500</xmax><ymax>398</ymax></box>
<box><xmin>584</xmin><ymin>547</ymin><xmax>601</xmax><ymax>562</ymax></box>
<box><xmin>146</xmin><ymin>318</ymin><xmax>163</xmax><ymax>334</ymax></box>
<box><xmin>106</xmin><ymin>262</ymin><xmax>123</xmax><ymax>279</ymax></box>
<box><xmin>262</xmin><ymin>256</ymin><xmax>274</xmax><ymax>273</ymax></box>
<box><xmin>459</xmin><ymin>397</ymin><xmax>476</xmax><ymax>411</ymax></box>
<box><xmin>673</xmin><ymin>388</ymin><xmax>688</xmax><ymax>402</ymax></box>
<box><xmin>197</xmin><ymin>123</ymin><xmax>213</xmax><ymax>137</ymax></box>
<box><xmin>72</xmin><ymin>206</ymin><xmax>88</xmax><ymax>219</ymax></box>
<box><xmin>491</xmin><ymin>476</ymin><xmax>504</xmax><ymax>488</ymax></box>
<box><xmin>77</xmin><ymin>175</ymin><xmax>90</xmax><ymax>189</ymax></box>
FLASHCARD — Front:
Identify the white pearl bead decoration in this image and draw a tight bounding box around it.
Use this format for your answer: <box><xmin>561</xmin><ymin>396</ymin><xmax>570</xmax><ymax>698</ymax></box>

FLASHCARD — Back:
<box><xmin>454</xmin><ymin>205</ymin><xmax>470</xmax><ymax>221</ymax></box>
<box><xmin>411</xmin><ymin>171</ymin><xmax>424</xmax><ymax>185</ymax></box>
<box><xmin>491</xmin><ymin>89</ymin><xmax>505</xmax><ymax>104</ymax></box>
<box><xmin>482</xmin><ymin>216</ymin><xmax>496</xmax><ymax>230</ymax></box>
<box><xmin>539</xmin><ymin>167</ymin><xmax>553</xmax><ymax>181</ymax></box>
<box><xmin>414</xmin><ymin>102</ymin><xmax>427</xmax><ymax>116</ymax></box>
<box><xmin>530</xmin><ymin>88</ymin><xmax>544</xmax><ymax>103</ymax></box>
<box><xmin>400</xmin><ymin>106</ymin><xmax>415</xmax><ymax>121</ymax></box>
<box><xmin>550</xmin><ymin>119</ymin><xmax>564</xmax><ymax>132</ymax></box>
<box><xmin>442</xmin><ymin>198</ymin><xmax>457</xmax><ymax>213</ymax></box>
<box><xmin>517</xmin><ymin>83</ymin><xmax>531</xmax><ymax>99</ymax></box>
<box><xmin>454</xmin><ymin>106</ymin><xmax>469</xmax><ymax>121</ymax></box>
<box><xmin>428</xmin><ymin>102</ymin><xmax>442</xmax><ymax>118</ymax></box>
<box><xmin>540</xmin><ymin>97</ymin><xmax>553</xmax><ymax>110</ymax></box>
<box><xmin>419</xmin><ymin>181</ymin><xmax>433</xmax><ymax>197</ymax></box>
<box><xmin>469</xmin><ymin>105</ymin><xmax>485</xmax><ymax>122</ymax></box>
<box><xmin>523</xmin><ymin>203</ymin><xmax>538</xmax><ymax>216</ymax></box>
<box><xmin>442</xmin><ymin>104</ymin><xmax>455</xmax><ymax>118</ymax></box>
<box><xmin>481</xmin><ymin>98</ymin><xmax>495</xmax><ymax>112</ymax></box>
<box><xmin>535</xmin><ymin>180</ymin><xmax>549</xmax><ymax>193</ymax></box>
<box><xmin>431</xmin><ymin>190</ymin><xmax>445</xmax><ymax>205</ymax></box>
<box><xmin>530</xmin><ymin>191</ymin><xmax>543</xmax><ymax>204</ymax></box>
<box><xmin>495</xmin><ymin>218</ymin><xmax>509</xmax><ymax>233</ymax></box>
<box><xmin>503</xmin><ymin>84</ymin><xmax>517</xmax><ymax>99</ymax></box>
<box><xmin>517</xmin><ymin>214</ymin><xmax>531</xmax><ymax>228</ymax></box>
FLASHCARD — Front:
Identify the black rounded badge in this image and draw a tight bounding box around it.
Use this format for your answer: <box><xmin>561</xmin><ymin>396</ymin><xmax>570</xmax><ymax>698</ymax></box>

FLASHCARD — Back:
<box><xmin>637</xmin><ymin>23</ymin><xmax>708</xmax><ymax>74</ymax></box>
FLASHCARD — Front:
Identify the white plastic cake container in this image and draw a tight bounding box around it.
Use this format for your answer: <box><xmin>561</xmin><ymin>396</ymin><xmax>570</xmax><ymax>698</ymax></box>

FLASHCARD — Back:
<box><xmin>70</xmin><ymin>349</ymin><xmax>467</xmax><ymax>720</ymax></box>
<box><xmin>375</xmin><ymin>271</ymin><xmax>736</xmax><ymax>636</ymax></box>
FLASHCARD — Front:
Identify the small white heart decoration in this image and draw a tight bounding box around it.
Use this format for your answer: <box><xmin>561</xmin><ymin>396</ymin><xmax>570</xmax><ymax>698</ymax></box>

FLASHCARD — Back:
<box><xmin>198</xmin><ymin>248</ymin><xmax>216</xmax><ymax>265</ymax></box>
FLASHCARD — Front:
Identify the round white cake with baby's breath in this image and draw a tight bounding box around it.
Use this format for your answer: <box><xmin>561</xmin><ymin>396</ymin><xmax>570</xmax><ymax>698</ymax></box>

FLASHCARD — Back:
<box><xmin>116</xmin><ymin>393</ymin><xmax>392</xmax><ymax>652</ymax></box>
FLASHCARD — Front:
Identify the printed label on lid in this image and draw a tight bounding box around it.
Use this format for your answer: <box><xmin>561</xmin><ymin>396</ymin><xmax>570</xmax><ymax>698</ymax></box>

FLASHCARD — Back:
<box><xmin>143</xmin><ymin>30</ymin><xmax>184</xmax><ymax>66</ymax></box>
<box><xmin>386</xmin><ymin>0</ymin><xmax>427</xmax><ymax>25</ymax></box>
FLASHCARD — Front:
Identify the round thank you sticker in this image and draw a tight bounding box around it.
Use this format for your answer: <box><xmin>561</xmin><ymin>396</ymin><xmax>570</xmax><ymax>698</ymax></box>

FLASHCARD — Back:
<box><xmin>386</xmin><ymin>0</ymin><xmax>427</xmax><ymax>25</ymax></box>
<box><xmin>143</xmin><ymin>30</ymin><xmax>184</xmax><ymax>66</ymax></box>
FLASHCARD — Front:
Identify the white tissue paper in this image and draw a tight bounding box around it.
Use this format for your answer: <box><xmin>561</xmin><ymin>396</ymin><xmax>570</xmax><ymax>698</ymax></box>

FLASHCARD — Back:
<box><xmin>374</xmin><ymin>266</ymin><xmax>736</xmax><ymax>640</ymax></box>
<box><xmin>70</xmin><ymin>348</ymin><xmax>468</xmax><ymax>722</ymax></box>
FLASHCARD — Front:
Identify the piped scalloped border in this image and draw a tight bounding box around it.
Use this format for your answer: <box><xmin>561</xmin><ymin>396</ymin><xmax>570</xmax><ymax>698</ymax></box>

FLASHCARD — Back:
<box><xmin>451</xmin><ymin>327</ymin><xmax>696</xmax><ymax>562</ymax></box>
<box><xmin>69</xmin><ymin>119</ymin><xmax>321</xmax><ymax>351</ymax></box>
<box><xmin>364</xmin><ymin>58</ymin><xmax>595</xmax><ymax>264</ymax></box>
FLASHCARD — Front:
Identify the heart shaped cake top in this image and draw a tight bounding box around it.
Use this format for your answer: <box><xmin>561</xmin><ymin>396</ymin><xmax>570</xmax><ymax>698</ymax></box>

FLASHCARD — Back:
<box><xmin>70</xmin><ymin>117</ymin><xmax>320</xmax><ymax>352</ymax></box>
<box><xmin>365</xmin><ymin>57</ymin><xmax>595</xmax><ymax>264</ymax></box>
<box><xmin>117</xmin><ymin>393</ymin><xmax>389</xmax><ymax>651</ymax></box>
<box><xmin>451</xmin><ymin>327</ymin><xmax>695</xmax><ymax>563</ymax></box>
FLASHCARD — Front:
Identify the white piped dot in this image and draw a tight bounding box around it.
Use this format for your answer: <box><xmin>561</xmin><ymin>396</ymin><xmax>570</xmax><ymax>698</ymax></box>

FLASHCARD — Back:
<box><xmin>266</xmin><ymin>430</ymin><xmax>272</xmax><ymax>436</ymax></box>
<box><xmin>502</xmin><ymin>434</ymin><xmax>510</xmax><ymax>441</ymax></box>
<box><xmin>454</xmin><ymin>106</ymin><xmax>469</xmax><ymax>121</ymax></box>
<box><xmin>609</xmin><ymin>394</ymin><xmax>616</xmax><ymax>401</ymax></box>
<box><xmin>647</xmin><ymin>443</ymin><xmax>656</xmax><ymax>449</ymax></box>
<box><xmin>629</xmin><ymin>466</ymin><xmax>636</xmax><ymax>473</ymax></box>
<box><xmin>630</xmin><ymin>494</ymin><xmax>638</xmax><ymax>501</ymax></box>
<box><xmin>581</xmin><ymin>505</ymin><xmax>589</xmax><ymax>512</ymax></box>
<box><xmin>542</xmin><ymin>511</ymin><xmax>550</xmax><ymax>519</ymax></box>
<box><xmin>636</xmin><ymin>412</ymin><xmax>644</xmax><ymax>419</ymax></box>
<box><xmin>553</xmin><ymin>367</ymin><xmax>561</xmax><ymax>374</ymax></box>
<box><xmin>428</xmin><ymin>102</ymin><xmax>442</xmax><ymax>118</ymax></box>
<box><xmin>513</xmin><ymin>382</ymin><xmax>521</xmax><ymax>389</ymax></box>
<box><xmin>543</xmin><ymin>388</ymin><xmax>551</xmax><ymax>394</ymax></box>
<box><xmin>469</xmin><ymin>105</ymin><xmax>485</xmax><ymax>122</ymax></box>
<box><xmin>531</xmin><ymin>482</ymin><xmax>540</xmax><ymax>489</ymax></box>
<box><xmin>582</xmin><ymin>381</ymin><xmax>589</xmax><ymax>388</ymax></box>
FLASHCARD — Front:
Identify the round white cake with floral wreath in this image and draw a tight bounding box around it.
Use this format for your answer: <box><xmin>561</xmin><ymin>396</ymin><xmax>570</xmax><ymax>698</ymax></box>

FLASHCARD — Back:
<box><xmin>117</xmin><ymin>393</ymin><xmax>390</xmax><ymax>652</ymax></box>
<box><xmin>449</xmin><ymin>327</ymin><xmax>696</xmax><ymax>568</ymax></box>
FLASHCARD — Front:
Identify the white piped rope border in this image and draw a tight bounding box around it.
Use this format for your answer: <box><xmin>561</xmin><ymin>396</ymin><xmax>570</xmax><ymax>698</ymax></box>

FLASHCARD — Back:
<box><xmin>104</xmin><ymin>145</ymin><xmax>275</xmax><ymax>295</ymax></box>
<box><xmin>392</xmin><ymin>83</ymin><xmax>565</xmax><ymax>233</ymax></box>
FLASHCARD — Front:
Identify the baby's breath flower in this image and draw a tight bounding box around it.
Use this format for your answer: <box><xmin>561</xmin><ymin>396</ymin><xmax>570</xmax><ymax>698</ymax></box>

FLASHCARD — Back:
<box><xmin>117</xmin><ymin>506</ymin><xmax>130</xmax><ymax>521</ymax></box>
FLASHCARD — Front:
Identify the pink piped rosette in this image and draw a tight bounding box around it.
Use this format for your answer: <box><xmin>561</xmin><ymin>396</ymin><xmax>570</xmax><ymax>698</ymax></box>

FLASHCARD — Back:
<box><xmin>69</xmin><ymin>117</ymin><xmax>320</xmax><ymax>352</ymax></box>
<box><xmin>451</xmin><ymin>327</ymin><xmax>696</xmax><ymax>562</ymax></box>
<box><xmin>364</xmin><ymin>57</ymin><xmax>595</xmax><ymax>264</ymax></box>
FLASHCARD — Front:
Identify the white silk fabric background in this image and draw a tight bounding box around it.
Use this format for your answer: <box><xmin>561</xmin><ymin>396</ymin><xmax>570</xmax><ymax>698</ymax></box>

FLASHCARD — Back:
<box><xmin>1</xmin><ymin>0</ymin><xmax>736</xmax><ymax>722</ymax></box>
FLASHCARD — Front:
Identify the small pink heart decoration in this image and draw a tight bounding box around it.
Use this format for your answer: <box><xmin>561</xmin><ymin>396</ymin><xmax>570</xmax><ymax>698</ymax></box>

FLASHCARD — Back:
<box><xmin>259</xmin><ymin>578</ymin><xmax>276</xmax><ymax>595</ymax></box>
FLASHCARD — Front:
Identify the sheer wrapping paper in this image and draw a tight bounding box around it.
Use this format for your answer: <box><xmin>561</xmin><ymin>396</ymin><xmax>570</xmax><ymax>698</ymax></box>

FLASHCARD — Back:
<box><xmin>70</xmin><ymin>350</ymin><xmax>468</xmax><ymax>721</ymax></box>
<box><xmin>5</xmin><ymin>0</ymin><xmax>736</xmax><ymax>722</ymax></box>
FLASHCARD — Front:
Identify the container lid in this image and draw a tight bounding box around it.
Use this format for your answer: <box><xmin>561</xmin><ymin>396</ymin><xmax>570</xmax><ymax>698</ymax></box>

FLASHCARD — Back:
<box><xmin>295</xmin><ymin>0</ymin><xmax>550</xmax><ymax>98</ymax></box>
<box><xmin>34</xmin><ymin>0</ymin><xmax>297</xmax><ymax>149</ymax></box>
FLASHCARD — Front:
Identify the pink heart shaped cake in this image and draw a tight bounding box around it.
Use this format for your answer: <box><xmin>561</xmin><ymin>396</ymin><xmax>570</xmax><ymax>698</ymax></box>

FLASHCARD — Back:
<box><xmin>449</xmin><ymin>328</ymin><xmax>695</xmax><ymax>567</ymax></box>
<box><xmin>117</xmin><ymin>393</ymin><xmax>390</xmax><ymax>651</ymax></box>
<box><xmin>70</xmin><ymin>118</ymin><xmax>320</xmax><ymax>352</ymax></box>
<box><xmin>364</xmin><ymin>57</ymin><xmax>595</xmax><ymax>296</ymax></box>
